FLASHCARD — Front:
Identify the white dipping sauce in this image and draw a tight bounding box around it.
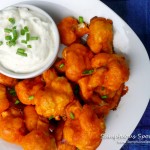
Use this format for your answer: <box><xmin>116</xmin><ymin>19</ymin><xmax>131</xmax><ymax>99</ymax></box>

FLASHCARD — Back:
<box><xmin>0</xmin><ymin>7</ymin><xmax>54</xmax><ymax>73</ymax></box>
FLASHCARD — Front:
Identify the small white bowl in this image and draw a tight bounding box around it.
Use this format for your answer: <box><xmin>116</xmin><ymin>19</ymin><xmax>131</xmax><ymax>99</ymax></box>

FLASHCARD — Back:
<box><xmin>0</xmin><ymin>4</ymin><xmax>60</xmax><ymax>79</ymax></box>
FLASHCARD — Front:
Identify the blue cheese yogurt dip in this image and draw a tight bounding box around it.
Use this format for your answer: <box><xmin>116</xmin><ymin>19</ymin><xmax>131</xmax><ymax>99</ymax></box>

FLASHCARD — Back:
<box><xmin>0</xmin><ymin>6</ymin><xmax>55</xmax><ymax>73</ymax></box>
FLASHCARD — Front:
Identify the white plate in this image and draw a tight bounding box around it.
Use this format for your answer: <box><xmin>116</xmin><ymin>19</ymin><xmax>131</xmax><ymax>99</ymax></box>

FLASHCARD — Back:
<box><xmin>0</xmin><ymin>0</ymin><xmax>150</xmax><ymax>150</ymax></box>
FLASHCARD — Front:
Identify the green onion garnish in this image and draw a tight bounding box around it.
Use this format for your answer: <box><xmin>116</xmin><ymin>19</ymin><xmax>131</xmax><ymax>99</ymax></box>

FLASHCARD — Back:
<box><xmin>21</xmin><ymin>40</ymin><xmax>27</xmax><ymax>44</ymax></box>
<box><xmin>6</xmin><ymin>41</ymin><xmax>10</xmax><ymax>46</ymax></box>
<box><xmin>11</xmin><ymin>38</ymin><xmax>17</xmax><ymax>43</ymax></box>
<box><xmin>15</xmin><ymin>100</ymin><xmax>20</xmax><ymax>105</ymax></box>
<box><xmin>82</xmin><ymin>69</ymin><xmax>94</xmax><ymax>75</ymax></box>
<box><xmin>5</xmin><ymin>35</ymin><xmax>12</xmax><ymax>41</ymax></box>
<box><xmin>17</xmin><ymin>48</ymin><xmax>25</xmax><ymax>53</ymax></box>
<box><xmin>21</xmin><ymin>29</ymin><xmax>25</xmax><ymax>35</ymax></box>
<box><xmin>101</xmin><ymin>95</ymin><xmax>108</xmax><ymax>99</ymax></box>
<box><xmin>13</xmin><ymin>29</ymin><xmax>18</xmax><ymax>40</ymax></box>
<box><xmin>16</xmin><ymin>51</ymin><xmax>27</xmax><ymax>57</ymax></box>
<box><xmin>27</xmin><ymin>45</ymin><xmax>32</xmax><ymax>48</ymax></box>
<box><xmin>59</xmin><ymin>63</ymin><xmax>65</xmax><ymax>68</ymax></box>
<box><xmin>0</xmin><ymin>41</ymin><xmax>3</xmax><ymax>46</ymax></box>
<box><xmin>79</xmin><ymin>16</ymin><xmax>84</xmax><ymax>23</ymax></box>
<box><xmin>4</xmin><ymin>28</ymin><xmax>12</xmax><ymax>33</ymax></box>
<box><xmin>28</xmin><ymin>95</ymin><xmax>34</xmax><ymax>100</ymax></box>
<box><xmin>26</xmin><ymin>33</ymin><xmax>30</xmax><ymax>41</ymax></box>
<box><xmin>8</xmin><ymin>18</ymin><xmax>15</xmax><ymax>24</ymax></box>
<box><xmin>9</xmin><ymin>89</ymin><xmax>16</xmax><ymax>96</ymax></box>
<box><xmin>30</xmin><ymin>36</ymin><xmax>39</xmax><ymax>40</ymax></box>
<box><xmin>24</xmin><ymin>26</ymin><xmax>29</xmax><ymax>32</ymax></box>
<box><xmin>12</xmin><ymin>26</ymin><xmax>16</xmax><ymax>30</ymax></box>
<box><xmin>70</xmin><ymin>112</ymin><xmax>75</xmax><ymax>119</ymax></box>
<box><xmin>49</xmin><ymin>115</ymin><xmax>54</xmax><ymax>120</ymax></box>
<box><xmin>11</xmin><ymin>41</ymin><xmax>16</xmax><ymax>46</ymax></box>
<box><xmin>3</xmin><ymin>18</ymin><xmax>39</xmax><ymax>54</ymax></box>
<box><xmin>6</xmin><ymin>41</ymin><xmax>16</xmax><ymax>47</ymax></box>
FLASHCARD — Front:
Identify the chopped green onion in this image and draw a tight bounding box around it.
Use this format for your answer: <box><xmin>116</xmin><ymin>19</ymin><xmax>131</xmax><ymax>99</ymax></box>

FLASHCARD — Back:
<box><xmin>21</xmin><ymin>40</ymin><xmax>27</xmax><ymax>44</ymax></box>
<box><xmin>79</xmin><ymin>16</ymin><xmax>84</xmax><ymax>23</ymax></box>
<box><xmin>12</xmin><ymin>26</ymin><xmax>17</xmax><ymax>30</ymax></box>
<box><xmin>15</xmin><ymin>99</ymin><xmax>20</xmax><ymax>105</ymax></box>
<box><xmin>8</xmin><ymin>18</ymin><xmax>15</xmax><ymax>24</ymax></box>
<box><xmin>24</xmin><ymin>26</ymin><xmax>29</xmax><ymax>32</ymax></box>
<box><xmin>13</xmin><ymin>29</ymin><xmax>18</xmax><ymax>37</ymax></box>
<box><xmin>17</xmin><ymin>48</ymin><xmax>25</xmax><ymax>53</ymax></box>
<box><xmin>11</xmin><ymin>38</ymin><xmax>17</xmax><ymax>42</ymax></box>
<box><xmin>4</xmin><ymin>28</ymin><xmax>12</xmax><ymax>33</ymax></box>
<box><xmin>49</xmin><ymin>115</ymin><xmax>54</xmax><ymax>120</ymax></box>
<box><xmin>101</xmin><ymin>95</ymin><xmax>108</xmax><ymax>99</ymax></box>
<box><xmin>28</xmin><ymin>95</ymin><xmax>34</xmax><ymax>100</ymax></box>
<box><xmin>82</xmin><ymin>69</ymin><xmax>94</xmax><ymax>75</ymax></box>
<box><xmin>12</xmin><ymin>29</ymin><xmax>18</xmax><ymax>40</ymax></box>
<box><xmin>70</xmin><ymin>112</ymin><xmax>75</xmax><ymax>119</ymax></box>
<box><xmin>21</xmin><ymin>29</ymin><xmax>25</xmax><ymax>35</ymax></box>
<box><xmin>27</xmin><ymin>45</ymin><xmax>32</xmax><ymax>48</ymax></box>
<box><xmin>16</xmin><ymin>51</ymin><xmax>27</xmax><ymax>57</ymax></box>
<box><xmin>11</xmin><ymin>41</ymin><xmax>16</xmax><ymax>46</ymax></box>
<box><xmin>0</xmin><ymin>41</ymin><xmax>3</xmax><ymax>46</ymax></box>
<box><xmin>5</xmin><ymin>35</ymin><xmax>12</xmax><ymax>41</ymax></box>
<box><xmin>26</xmin><ymin>33</ymin><xmax>30</xmax><ymax>41</ymax></box>
<box><xmin>7</xmin><ymin>40</ymin><xmax>16</xmax><ymax>46</ymax></box>
<box><xmin>9</xmin><ymin>89</ymin><xmax>16</xmax><ymax>96</ymax></box>
<box><xmin>30</xmin><ymin>36</ymin><xmax>39</xmax><ymax>40</ymax></box>
<box><xmin>6</xmin><ymin>41</ymin><xmax>16</xmax><ymax>47</ymax></box>
<box><xmin>59</xmin><ymin>63</ymin><xmax>65</xmax><ymax>68</ymax></box>
<box><xmin>6</xmin><ymin>41</ymin><xmax>10</xmax><ymax>46</ymax></box>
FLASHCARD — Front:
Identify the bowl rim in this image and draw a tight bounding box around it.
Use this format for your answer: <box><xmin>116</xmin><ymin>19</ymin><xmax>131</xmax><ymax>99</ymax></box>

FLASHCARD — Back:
<box><xmin>0</xmin><ymin>3</ymin><xmax>60</xmax><ymax>79</ymax></box>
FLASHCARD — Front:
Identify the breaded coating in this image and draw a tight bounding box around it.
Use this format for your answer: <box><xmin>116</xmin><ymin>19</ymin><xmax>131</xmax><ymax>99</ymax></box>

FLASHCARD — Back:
<box><xmin>58</xmin><ymin>17</ymin><xmax>89</xmax><ymax>45</ymax></box>
<box><xmin>24</xmin><ymin>105</ymin><xmax>50</xmax><ymax>132</ymax></box>
<box><xmin>21</xmin><ymin>130</ymin><xmax>57</xmax><ymax>150</ymax></box>
<box><xmin>0</xmin><ymin>73</ymin><xmax>18</xmax><ymax>87</ymax></box>
<box><xmin>63</xmin><ymin>102</ymin><xmax>105</xmax><ymax>150</ymax></box>
<box><xmin>87</xmin><ymin>17</ymin><xmax>113</xmax><ymax>54</ymax></box>
<box><xmin>89</xmin><ymin>94</ymin><xmax>111</xmax><ymax>117</ymax></box>
<box><xmin>106</xmin><ymin>83</ymin><xmax>125</xmax><ymax>110</ymax></box>
<box><xmin>35</xmin><ymin>72</ymin><xmax>74</xmax><ymax>118</ymax></box>
<box><xmin>91</xmin><ymin>84</ymin><xmax>125</xmax><ymax>117</ymax></box>
<box><xmin>58</xmin><ymin>17</ymin><xmax>78</xmax><ymax>45</ymax></box>
<box><xmin>54</xmin><ymin>121</ymin><xmax>76</xmax><ymax>150</ymax></box>
<box><xmin>91</xmin><ymin>53</ymin><xmax>129</xmax><ymax>91</ymax></box>
<box><xmin>78</xmin><ymin>53</ymin><xmax>129</xmax><ymax>115</ymax></box>
<box><xmin>75</xmin><ymin>22</ymin><xmax>89</xmax><ymax>37</ymax></box>
<box><xmin>54</xmin><ymin>58</ymin><xmax>66</xmax><ymax>74</ymax></box>
<box><xmin>78</xmin><ymin>76</ymin><xmax>93</xmax><ymax>100</ymax></box>
<box><xmin>1</xmin><ymin>106</ymin><xmax>23</xmax><ymax>118</ymax></box>
<box><xmin>57</xmin><ymin>143</ymin><xmax>76</xmax><ymax>150</ymax></box>
<box><xmin>0</xmin><ymin>108</ymin><xmax>26</xmax><ymax>144</ymax></box>
<box><xmin>0</xmin><ymin>84</ymin><xmax>10</xmax><ymax>114</ymax></box>
<box><xmin>62</xmin><ymin>43</ymin><xmax>93</xmax><ymax>82</ymax></box>
<box><xmin>15</xmin><ymin>76</ymin><xmax>44</xmax><ymax>105</ymax></box>
<box><xmin>0</xmin><ymin>116</ymin><xmax>26</xmax><ymax>144</ymax></box>
<box><xmin>42</xmin><ymin>68</ymin><xmax>57</xmax><ymax>86</ymax></box>
<box><xmin>95</xmin><ymin>86</ymin><xmax>116</xmax><ymax>99</ymax></box>
<box><xmin>24</xmin><ymin>106</ymin><xmax>39</xmax><ymax>131</ymax></box>
<box><xmin>78</xmin><ymin>68</ymin><xmax>107</xmax><ymax>100</ymax></box>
